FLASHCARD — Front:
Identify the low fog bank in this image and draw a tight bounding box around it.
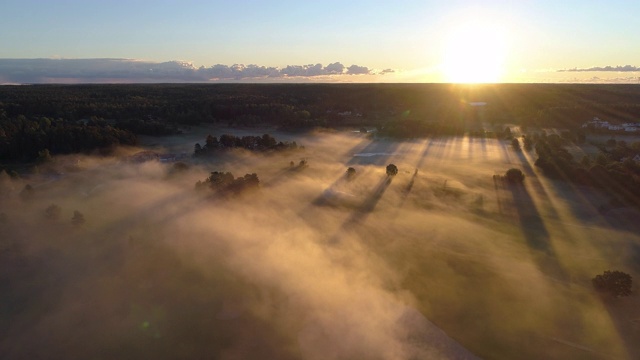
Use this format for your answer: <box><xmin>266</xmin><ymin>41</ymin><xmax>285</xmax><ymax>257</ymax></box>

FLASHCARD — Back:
<box><xmin>1</xmin><ymin>131</ymin><xmax>639</xmax><ymax>359</ymax></box>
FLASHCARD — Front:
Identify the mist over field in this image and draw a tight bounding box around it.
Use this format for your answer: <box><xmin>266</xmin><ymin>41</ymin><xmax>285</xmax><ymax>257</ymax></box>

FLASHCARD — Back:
<box><xmin>1</xmin><ymin>129</ymin><xmax>639</xmax><ymax>359</ymax></box>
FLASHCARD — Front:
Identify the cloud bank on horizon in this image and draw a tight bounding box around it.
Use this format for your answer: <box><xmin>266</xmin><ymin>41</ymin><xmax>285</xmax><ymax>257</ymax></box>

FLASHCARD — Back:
<box><xmin>0</xmin><ymin>58</ymin><xmax>393</xmax><ymax>84</ymax></box>
<box><xmin>558</xmin><ymin>65</ymin><xmax>640</xmax><ymax>72</ymax></box>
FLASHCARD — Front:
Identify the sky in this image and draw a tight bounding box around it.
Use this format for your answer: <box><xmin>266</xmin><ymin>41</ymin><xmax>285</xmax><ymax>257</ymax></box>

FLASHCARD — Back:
<box><xmin>2</xmin><ymin>0</ymin><xmax>640</xmax><ymax>83</ymax></box>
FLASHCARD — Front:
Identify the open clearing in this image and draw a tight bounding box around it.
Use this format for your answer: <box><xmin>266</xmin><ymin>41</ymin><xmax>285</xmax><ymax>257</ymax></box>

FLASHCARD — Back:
<box><xmin>1</xmin><ymin>129</ymin><xmax>639</xmax><ymax>359</ymax></box>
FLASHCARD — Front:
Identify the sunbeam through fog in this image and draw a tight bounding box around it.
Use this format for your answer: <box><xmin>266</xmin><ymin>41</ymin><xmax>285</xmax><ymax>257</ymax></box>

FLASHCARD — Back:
<box><xmin>1</xmin><ymin>126</ymin><xmax>639</xmax><ymax>360</ymax></box>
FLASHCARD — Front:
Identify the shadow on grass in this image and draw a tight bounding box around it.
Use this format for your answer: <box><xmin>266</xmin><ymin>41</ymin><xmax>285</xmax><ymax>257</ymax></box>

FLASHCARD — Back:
<box><xmin>596</xmin><ymin>292</ymin><xmax>639</xmax><ymax>360</ymax></box>
<box><xmin>325</xmin><ymin>175</ymin><xmax>394</xmax><ymax>243</ymax></box>
<box><xmin>504</xmin><ymin>179</ymin><xmax>568</xmax><ymax>281</ymax></box>
<box><xmin>397</xmin><ymin>169</ymin><xmax>419</xmax><ymax>209</ymax></box>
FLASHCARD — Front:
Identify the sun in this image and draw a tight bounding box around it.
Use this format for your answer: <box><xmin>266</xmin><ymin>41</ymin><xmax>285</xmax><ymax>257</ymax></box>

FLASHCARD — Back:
<box><xmin>441</xmin><ymin>21</ymin><xmax>507</xmax><ymax>83</ymax></box>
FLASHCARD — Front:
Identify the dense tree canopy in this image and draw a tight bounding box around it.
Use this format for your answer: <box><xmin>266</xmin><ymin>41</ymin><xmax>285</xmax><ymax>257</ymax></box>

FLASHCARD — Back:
<box><xmin>592</xmin><ymin>270</ymin><xmax>632</xmax><ymax>297</ymax></box>
<box><xmin>0</xmin><ymin>114</ymin><xmax>137</xmax><ymax>161</ymax></box>
<box><xmin>193</xmin><ymin>133</ymin><xmax>298</xmax><ymax>157</ymax></box>
<box><xmin>195</xmin><ymin>171</ymin><xmax>260</xmax><ymax>195</ymax></box>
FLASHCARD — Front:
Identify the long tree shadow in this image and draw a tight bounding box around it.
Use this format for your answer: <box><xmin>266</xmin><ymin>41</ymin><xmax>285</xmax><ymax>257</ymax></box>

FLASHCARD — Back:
<box><xmin>518</xmin><ymin>144</ymin><xmax>637</xmax><ymax>230</ymax></box>
<box><xmin>493</xmin><ymin>175</ymin><xmax>505</xmax><ymax>216</ymax></box>
<box><xmin>508</xmin><ymin>147</ymin><xmax>563</xmax><ymax>222</ymax></box>
<box><xmin>504</xmin><ymin>179</ymin><xmax>569</xmax><ymax>281</ymax></box>
<box><xmin>310</xmin><ymin>172</ymin><xmax>351</xmax><ymax>206</ymax></box>
<box><xmin>595</xmin><ymin>289</ymin><xmax>639</xmax><ymax>360</ymax></box>
<box><xmin>397</xmin><ymin>168</ymin><xmax>419</xmax><ymax>209</ymax></box>
<box><xmin>325</xmin><ymin>175</ymin><xmax>394</xmax><ymax>244</ymax></box>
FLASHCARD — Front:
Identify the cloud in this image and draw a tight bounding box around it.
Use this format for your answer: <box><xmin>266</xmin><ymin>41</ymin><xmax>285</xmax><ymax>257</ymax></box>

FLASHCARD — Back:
<box><xmin>346</xmin><ymin>64</ymin><xmax>372</xmax><ymax>75</ymax></box>
<box><xmin>324</xmin><ymin>62</ymin><xmax>345</xmax><ymax>74</ymax></box>
<box><xmin>558</xmin><ymin>65</ymin><xmax>640</xmax><ymax>72</ymax></box>
<box><xmin>0</xmin><ymin>58</ymin><xmax>384</xmax><ymax>84</ymax></box>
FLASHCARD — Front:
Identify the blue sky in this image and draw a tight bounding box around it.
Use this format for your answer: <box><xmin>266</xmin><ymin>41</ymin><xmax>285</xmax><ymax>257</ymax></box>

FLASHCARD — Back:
<box><xmin>2</xmin><ymin>0</ymin><xmax>640</xmax><ymax>82</ymax></box>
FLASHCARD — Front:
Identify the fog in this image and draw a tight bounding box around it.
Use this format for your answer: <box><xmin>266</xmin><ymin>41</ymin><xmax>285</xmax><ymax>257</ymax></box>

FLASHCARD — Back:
<box><xmin>1</xmin><ymin>129</ymin><xmax>639</xmax><ymax>359</ymax></box>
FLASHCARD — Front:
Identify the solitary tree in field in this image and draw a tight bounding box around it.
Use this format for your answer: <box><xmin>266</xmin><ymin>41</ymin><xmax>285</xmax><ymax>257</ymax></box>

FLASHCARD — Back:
<box><xmin>387</xmin><ymin>164</ymin><xmax>398</xmax><ymax>176</ymax></box>
<box><xmin>346</xmin><ymin>167</ymin><xmax>356</xmax><ymax>178</ymax></box>
<box><xmin>386</xmin><ymin>164</ymin><xmax>398</xmax><ymax>176</ymax></box>
<box><xmin>592</xmin><ymin>270</ymin><xmax>632</xmax><ymax>297</ymax></box>
<box><xmin>505</xmin><ymin>168</ymin><xmax>525</xmax><ymax>184</ymax></box>
<box><xmin>44</xmin><ymin>204</ymin><xmax>61</xmax><ymax>220</ymax></box>
<box><xmin>72</xmin><ymin>210</ymin><xmax>85</xmax><ymax>226</ymax></box>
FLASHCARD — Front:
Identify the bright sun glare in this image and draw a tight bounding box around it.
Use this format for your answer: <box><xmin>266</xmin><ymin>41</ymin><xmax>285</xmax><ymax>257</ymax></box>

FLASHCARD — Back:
<box><xmin>441</xmin><ymin>21</ymin><xmax>507</xmax><ymax>83</ymax></box>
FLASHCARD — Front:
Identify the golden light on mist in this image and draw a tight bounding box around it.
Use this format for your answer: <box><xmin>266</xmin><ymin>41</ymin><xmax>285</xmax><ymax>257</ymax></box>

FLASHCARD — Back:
<box><xmin>2</xmin><ymin>125</ymin><xmax>638</xmax><ymax>359</ymax></box>
<box><xmin>441</xmin><ymin>21</ymin><xmax>507</xmax><ymax>83</ymax></box>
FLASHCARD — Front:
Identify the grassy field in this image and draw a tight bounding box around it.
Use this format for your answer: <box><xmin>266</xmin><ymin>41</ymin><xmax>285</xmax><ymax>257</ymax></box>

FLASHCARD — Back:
<box><xmin>1</xmin><ymin>129</ymin><xmax>639</xmax><ymax>359</ymax></box>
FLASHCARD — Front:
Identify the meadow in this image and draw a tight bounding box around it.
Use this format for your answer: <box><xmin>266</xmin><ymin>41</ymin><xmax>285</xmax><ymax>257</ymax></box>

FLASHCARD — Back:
<box><xmin>1</xmin><ymin>126</ymin><xmax>639</xmax><ymax>359</ymax></box>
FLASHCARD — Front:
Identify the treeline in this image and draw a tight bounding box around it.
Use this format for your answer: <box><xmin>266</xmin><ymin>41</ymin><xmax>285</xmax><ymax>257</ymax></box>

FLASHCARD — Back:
<box><xmin>0</xmin><ymin>113</ymin><xmax>137</xmax><ymax>161</ymax></box>
<box><xmin>530</xmin><ymin>132</ymin><xmax>640</xmax><ymax>207</ymax></box>
<box><xmin>4</xmin><ymin>84</ymin><xmax>640</xmax><ymax>134</ymax></box>
<box><xmin>194</xmin><ymin>133</ymin><xmax>300</xmax><ymax>157</ymax></box>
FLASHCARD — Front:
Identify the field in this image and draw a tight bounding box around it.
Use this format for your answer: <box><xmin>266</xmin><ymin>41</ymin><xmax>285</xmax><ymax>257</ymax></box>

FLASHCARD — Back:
<box><xmin>1</xmin><ymin>127</ymin><xmax>639</xmax><ymax>359</ymax></box>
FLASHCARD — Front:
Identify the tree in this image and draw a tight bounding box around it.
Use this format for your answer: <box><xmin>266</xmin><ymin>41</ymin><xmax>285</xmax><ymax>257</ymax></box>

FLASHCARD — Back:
<box><xmin>580</xmin><ymin>155</ymin><xmax>592</xmax><ymax>168</ymax></box>
<box><xmin>386</xmin><ymin>164</ymin><xmax>398</xmax><ymax>176</ymax></box>
<box><xmin>37</xmin><ymin>148</ymin><xmax>52</xmax><ymax>163</ymax></box>
<box><xmin>502</xmin><ymin>127</ymin><xmax>512</xmax><ymax>139</ymax></box>
<box><xmin>592</xmin><ymin>270</ymin><xmax>632</xmax><ymax>297</ymax></box>
<box><xmin>522</xmin><ymin>135</ymin><xmax>533</xmax><ymax>151</ymax></box>
<box><xmin>346</xmin><ymin>167</ymin><xmax>356</xmax><ymax>178</ymax></box>
<box><xmin>20</xmin><ymin>184</ymin><xmax>34</xmax><ymax>200</ymax></box>
<box><xmin>595</xmin><ymin>153</ymin><xmax>610</xmax><ymax>166</ymax></box>
<box><xmin>72</xmin><ymin>210</ymin><xmax>85</xmax><ymax>226</ymax></box>
<box><xmin>241</xmin><ymin>173</ymin><xmax>260</xmax><ymax>189</ymax></box>
<box><xmin>511</xmin><ymin>138</ymin><xmax>521</xmax><ymax>151</ymax></box>
<box><xmin>206</xmin><ymin>171</ymin><xmax>235</xmax><ymax>189</ymax></box>
<box><xmin>45</xmin><ymin>204</ymin><xmax>61</xmax><ymax>220</ymax></box>
<box><xmin>505</xmin><ymin>168</ymin><xmax>525</xmax><ymax>184</ymax></box>
<box><xmin>205</xmin><ymin>134</ymin><xmax>218</xmax><ymax>149</ymax></box>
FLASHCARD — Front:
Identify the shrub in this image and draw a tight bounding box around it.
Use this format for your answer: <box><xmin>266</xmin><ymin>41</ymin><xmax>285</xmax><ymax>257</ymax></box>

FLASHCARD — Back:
<box><xmin>45</xmin><ymin>204</ymin><xmax>62</xmax><ymax>220</ymax></box>
<box><xmin>72</xmin><ymin>210</ymin><xmax>85</xmax><ymax>226</ymax></box>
